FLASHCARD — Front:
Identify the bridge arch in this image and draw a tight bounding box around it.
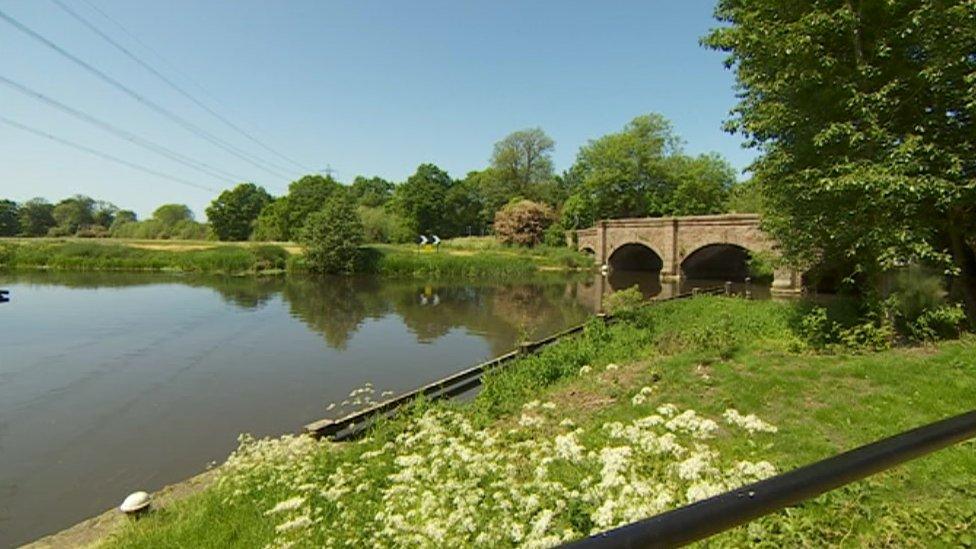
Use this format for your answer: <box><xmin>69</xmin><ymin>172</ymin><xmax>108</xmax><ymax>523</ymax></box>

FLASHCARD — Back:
<box><xmin>607</xmin><ymin>242</ymin><xmax>664</xmax><ymax>272</ymax></box>
<box><xmin>680</xmin><ymin>243</ymin><xmax>753</xmax><ymax>282</ymax></box>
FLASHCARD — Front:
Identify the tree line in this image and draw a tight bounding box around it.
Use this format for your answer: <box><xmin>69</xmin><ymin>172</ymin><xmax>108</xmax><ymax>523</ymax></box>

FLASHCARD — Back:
<box><xmin>1</xmin><ymin>111</ymin><xmax>756</xmax><ymax>248</ymax></box>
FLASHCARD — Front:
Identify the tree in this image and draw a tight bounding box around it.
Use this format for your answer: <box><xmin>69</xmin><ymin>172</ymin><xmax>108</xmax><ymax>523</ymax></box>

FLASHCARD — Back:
<box><xmin>52</xmin><ymin>195</ymin><xmax>95</xmax><ymax>234</ymax></box>
<box><xmin>0</xmin><ymin>200</ymin><xmax>19</xmax><ymax>236</ymax></box>
<box><xmin>109</xmin><ymin>210</ymin><xmax>137</xmax><ymax>233</ymax></box>
<box><xmin>349</xmin><ymin>176</ymin><xmax>394</xmax><ymax>208</ymax></box>
<box><xmin>206</xmin><ymin>183</ymin><xmax>272</xmax><ymax>241</ymax></box>
<box><xmin>443</xmin><ymin>177</ymin><xmax>487</xmax><ymax>237</ymax></box>
<box><xmin>152</xmin><ymin>204</ymin><xmax>193</xmax><ymax>226</ymax></box>
<box><xmin>667</xmin><ymin>153</ymin><xmax>736</xmax><ymax>215</ymax></box>
<box><xmin>559</xmin><ymin>192</ymin><xmax>596</xmax><ymax>230</ymax></box>
<box><xmin>390</xmin><ymin>163</ymin><xmax>453</xmax><ymax>237</ymax></box>
<box><xmin>91</xmin><ymin>201</ymin><xmax>118</xmax><ymax>228</ymax></box>
<box><xmin>18</xmin><ymin>198</ymin><xmax>56</xmax><ymax>236</ymax></box>
<box><xmin>490</xmin><ymin>128</ymin><xmax>555</xmax><ymax>195</ymax></box>
<box><xmin>571</xmin><ymin>114</ymin><xmax>682</xmax><ymax>219</ymax></box>
<box><xmin>726</xmin><ymin>179</ymin><xmax>763</xmax><ymax>214</ymax></box>
<box><xmin>283</xmin><ymin>175</ymin><xmax>343</xmax><ymax>238</ymax></box>
<box><xmin>704</xmin><ymin>0</ymin><xmax>976</xmax><ymax>318</ymax></box>
<box><xmin>299</xmin><ymin>194</ymin><xmax>364</xmax><ymax>273</ymax></box>
<box><xmin>493</xmin><ymin>199</ymin><xmax>555</xmax><ymax>247</ymax></box>
<box><xmin>251</xmin><ymin>198</ymin><xmax>289</xmax><ymax>241</ymax></box>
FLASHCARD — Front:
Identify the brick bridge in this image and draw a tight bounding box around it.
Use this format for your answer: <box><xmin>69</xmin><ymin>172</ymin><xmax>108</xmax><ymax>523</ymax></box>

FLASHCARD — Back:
<box><xmin>575</xmin><ymin>214</ymin><xmax>802</xmax><ymax>294</ymax></box>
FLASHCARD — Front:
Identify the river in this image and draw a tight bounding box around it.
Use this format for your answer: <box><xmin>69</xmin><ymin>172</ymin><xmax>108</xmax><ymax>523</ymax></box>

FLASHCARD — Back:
<box><xmin>0</xmin><ymin>271</ymin><xmax>758</xmax><ymax>545</ymax></box>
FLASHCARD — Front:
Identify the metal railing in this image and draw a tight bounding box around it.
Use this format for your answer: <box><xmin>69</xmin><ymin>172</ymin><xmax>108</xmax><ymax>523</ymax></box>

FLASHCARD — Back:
<box><xmin>563</xmin><ymin>410</ymin><xmax>976</xmax><ymax>548</ymax></box>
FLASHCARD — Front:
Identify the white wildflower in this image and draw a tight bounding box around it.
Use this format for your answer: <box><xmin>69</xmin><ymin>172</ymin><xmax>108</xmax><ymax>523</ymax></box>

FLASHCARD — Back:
<box><xmin>265</xmin><ymin>496</ymin><xmax>305</xmax><ymax>515</ymax></box>
<box><xmin>275</xmin><ymin>514</ymin><xmax>313</xmax><ymax>533</ymax></box>
<box><xmin>723</xmin><ymin>409</ymin><xmax>778</xmax><ymax>434</ymax></box>
<box><xmin>657</xmin><ymin>403</ymin><xmax>678</xmax><ymax>417</ymax></box>
<box><xmin>554</xmin><ymin>432</ymin><xmax>585</xmax><ymax>462</ymax></box>
<box><xmin>519</xmin><ymin>414</ymin><xmax>544</xmax><ymax>428</ymax></box>
<box><xmin>579</xmin><ymin>365</ymin><xmax>593</xmax><ymax>375</ymax></box>
<box><xmin>541</xmin><ymin>401</ymin><xmax>557</xmax><ymax>410</ymax></box>
<box><xmin>686</xmin><ymin>481</ymin><xmax>725</xmax><ymax>502</ymax></box>
<box><xmin>605</xmin><ymin>363</ymin><xmax>619</xmax><ymax>371</ymax></box>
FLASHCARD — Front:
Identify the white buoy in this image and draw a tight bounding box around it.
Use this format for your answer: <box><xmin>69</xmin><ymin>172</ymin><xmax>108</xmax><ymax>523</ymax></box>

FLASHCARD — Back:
<box><xmin>120</xmin><ymin>491</ymin><xmax>151</xmax><ymax>514</ymax></box>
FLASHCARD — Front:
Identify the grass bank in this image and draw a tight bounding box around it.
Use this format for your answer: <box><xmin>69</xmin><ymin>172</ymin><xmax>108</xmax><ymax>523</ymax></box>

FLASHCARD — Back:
<box><xmin>96</xmin><ymin>297</ymin><xmax>975</xmax><ymax>547</ymax></box>
<box><xmin>0</xmin><ymin>240</ymin><xmax>290</xmax><ymax>275</ymax></box>
<box><xmin>0</xmin><ymin>238</ymin><xmax>594</xmax><ymax>278</ymax></box>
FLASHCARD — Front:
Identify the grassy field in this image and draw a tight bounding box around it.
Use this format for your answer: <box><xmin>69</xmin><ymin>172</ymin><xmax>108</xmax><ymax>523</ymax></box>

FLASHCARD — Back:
<box><xmin>0</xmin><ymin>237</ymin><xmax>594</xmax><ymax>278</ymax></box>
<box><xmin>96</xmin><ymin>297</ymin><xmax>975</xmax><ymax>547</ymax></box>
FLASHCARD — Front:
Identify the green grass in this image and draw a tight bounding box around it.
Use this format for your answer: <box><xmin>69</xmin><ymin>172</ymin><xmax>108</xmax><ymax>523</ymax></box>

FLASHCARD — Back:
<box><xmin>0</xmin><ymin>240</ymin><xmax>289</xmax><ymax>275</ymax></box>
<box><xmin>98</xmin><ymin>297</ymin><xmax>976</xmax><ymax>547</ymax></box>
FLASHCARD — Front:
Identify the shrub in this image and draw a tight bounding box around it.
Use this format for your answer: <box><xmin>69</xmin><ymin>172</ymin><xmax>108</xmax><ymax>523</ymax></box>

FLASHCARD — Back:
<box><xmin>605</xmin><ymin>286</ymin><xmax>645</xmax><ymax>315</ymax></box>
<box><xmin>797</xmin><ymin>304</ymin><xmax>892</xmax><ymax>352</ymax></box>
<box><xmin>542</xmin><ymin>219</ymin><xmax>570</xmax><ymax>248</ymax></box>
<box><xmin>493</xmin><ymin>200</ymin><xmax>554</xmax><ymax>247</ymax></box>
<box><xmin>298</xmin><ymin>196</ymin><xmax>364</xmax><ymax>274</ymax></box>
<box><xmin>902</xmin><ymin>305</ymin><xmax>966</xmax><ymax>342</ymax></box>
<box><xmin>885</xmin><ymin>266</ymin><xmax>963</xmax><ymax>341</ymax></box>
<box><xmin>250</xmin><ymin>245</ymin><xmax>289</xmax><ymax>271</ymax></box>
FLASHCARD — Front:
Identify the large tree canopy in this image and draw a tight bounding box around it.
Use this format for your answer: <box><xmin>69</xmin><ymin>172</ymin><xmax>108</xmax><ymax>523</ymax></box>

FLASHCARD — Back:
<box><xmin>704</xmin><ymin>0</ymin><xmax>976</xmax><ymax>316</ymax></box>
<box><xmin>391</xmin><ymin>163</ymin><xmax>454</xmax><ymax>237</ymax></box>
<box><xmin>206</xmin><ymin>183</ymin><xmax>272</xmax><ymax>241</ymax></box>
<box><xmin>0</xmin><ymin>200</ymin><xmax>20</xmax><ymax>236</ymax></box>
<box><xmin>18</xmin><ymin>198</ymin><xmax>56</xmax><ymax>236</ymax></box>
<box><xmin>565</xmin><ymin>114</ymin><xmax>733</xmax><ymax>221</ymax></box>
<box><xmin>490</xmin><ymin>128</ymin><xmax>556</xmax><ymax>196</ymax></box>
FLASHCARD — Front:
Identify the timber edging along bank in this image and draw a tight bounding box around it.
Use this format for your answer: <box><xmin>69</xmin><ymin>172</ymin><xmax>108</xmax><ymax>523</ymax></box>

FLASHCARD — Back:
<box><xmin>303</xmin><ymin>285</ymin><xmax>727</xmax><ymax>441</ymax></box>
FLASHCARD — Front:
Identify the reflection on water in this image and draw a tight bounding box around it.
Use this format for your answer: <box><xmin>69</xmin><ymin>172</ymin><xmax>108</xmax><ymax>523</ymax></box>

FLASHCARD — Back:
<box><xmin>0</xmin><ymin>271</ymin><xmax>600</xmax><ymax>545</ymax></box>
<box><xmin>0</xmin><ymin>270</ymin><xmax>770</xmax><ymax>545</ymax></box>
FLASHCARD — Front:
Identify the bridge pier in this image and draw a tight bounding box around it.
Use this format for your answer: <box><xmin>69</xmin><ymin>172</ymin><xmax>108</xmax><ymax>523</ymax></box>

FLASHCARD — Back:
<box><xmin>771</xmin><ymin>267</ymin><xmax>803</xmax><ymax>295</ymax></box>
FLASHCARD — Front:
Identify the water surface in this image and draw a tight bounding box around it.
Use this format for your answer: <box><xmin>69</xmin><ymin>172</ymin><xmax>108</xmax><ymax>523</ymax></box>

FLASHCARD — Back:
<box><xmin>0</xmin><ymin>271</ymin><xmax>750</xmax><ymax>545</ymax></box>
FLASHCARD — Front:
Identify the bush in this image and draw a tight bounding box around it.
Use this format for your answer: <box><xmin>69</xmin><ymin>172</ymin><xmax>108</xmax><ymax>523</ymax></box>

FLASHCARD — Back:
<box><xmin>298</xmin><ymin>196</ymin><xmax>364</xmax><ymax>274</ymax></box>
<box><xmin>797</xmin><ymin>304</ymin><xmax>892</xmax><ymax>352</ymax></box>
<box><xmin>605</xmin><ymin>286</ymin><xmax>645</xmax><ymax>315</ymax></box>
<box><xmin>493</xmin><ymin>200</ymin><xmax>554</xmax><ymax>247</ymax></box>
<box><xmin>542</xmin><ymin>219</ymin><xmax>569</xmax><ymax>248</ymax></box>
<box><xmin>885</xmin><ymin>266</ymin><xmax>963</xmax><ymax>341</ymax></box>
<box><xmin>250</xmin><ymin>245</ymin><xmax>289</xmax><ymax>271</ymax></box>
<box><xmin>902</xmin><ymin>305</ymin><xmax>966</xmax><ymax>342</ymax></box>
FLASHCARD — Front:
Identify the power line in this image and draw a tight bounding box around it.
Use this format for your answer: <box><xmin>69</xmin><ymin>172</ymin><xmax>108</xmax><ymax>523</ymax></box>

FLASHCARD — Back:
<box><xmin>0</xmin><ymin>74</ymin><xmax>245</xmax><ymax>184</ymax></box>
<box><xmin>0</xmin><ymin>114</ymin><xmax>218</xmax><ymax>193</ymax></box>
<box><xmin>52</xmin><ymin>0</ymin><xmax>312</xmax><ymax>174</ymax></box>
<box><xmin>0</xmin><ymin>7</ymin><xmax>292</xmax><ymax>180</ymax></box>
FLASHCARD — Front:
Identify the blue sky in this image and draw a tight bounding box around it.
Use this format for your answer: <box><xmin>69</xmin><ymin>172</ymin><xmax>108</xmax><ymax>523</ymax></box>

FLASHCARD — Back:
<box><xmin>0</xmin><ymin>0</ymin><xmax>751</xmax><ymax>219</ymax></box>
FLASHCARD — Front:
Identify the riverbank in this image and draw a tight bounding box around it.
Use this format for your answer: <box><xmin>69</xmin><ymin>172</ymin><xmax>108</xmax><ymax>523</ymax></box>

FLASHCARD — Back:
<box><xmin>0</xmin><ymin>238</ymin><xmax>594</xmax><ymax>277</ymax></box>
<box><xmin>77</xmin><ymin>296</ymin><xmax>975</xmax><ymax>547</ymax></box>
